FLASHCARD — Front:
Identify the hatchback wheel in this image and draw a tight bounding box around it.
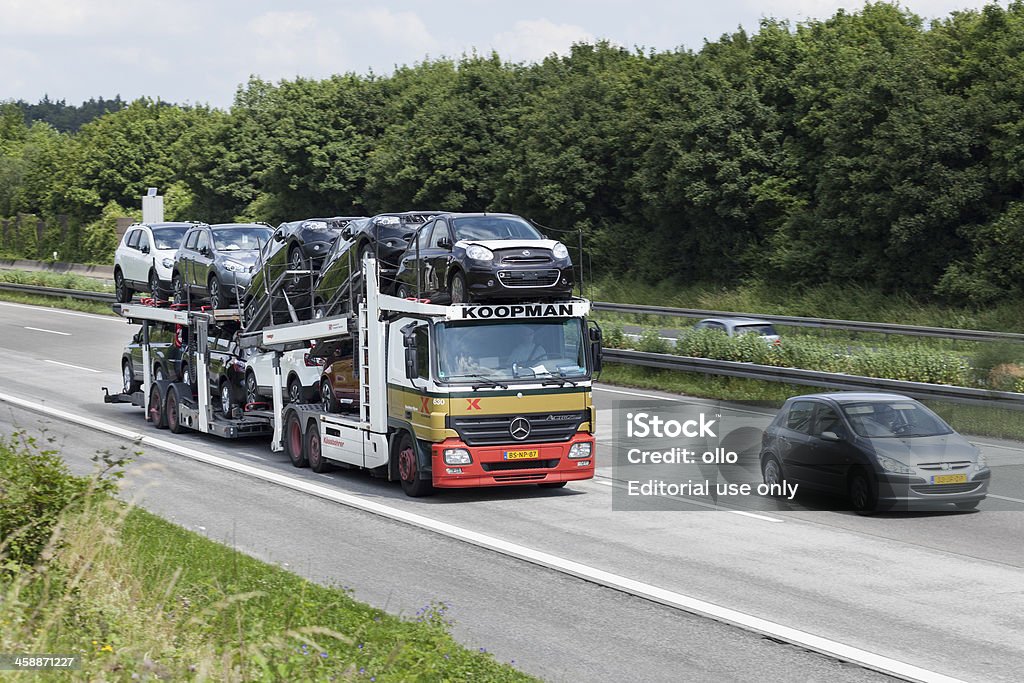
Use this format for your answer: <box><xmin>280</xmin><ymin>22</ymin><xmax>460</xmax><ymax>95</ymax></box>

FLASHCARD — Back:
<box><xmin>849</xmin><ymin>470</ymin><xmax>878</xmax><ymax>514</ymax></box>
<box><xmin>149</xmin><ymin>270</ymin><xmax>163</xmax><ymax>299</ymax></box>
<box><xmin>449</xmin><ymin>272</ymin><xmax>467</xmax><ymax>304</ymax></box>
<box><xmin>114</xmin><ymin>269</ymin><xmax>131</xmax><ymax>303</ymax></box>
<box><xmin>245</xmin><ymin>372</ymin><xmax>259</xmax><ymax>406</ymax></box>
<box><xmin>209</xmin><ymin>275</ymin><xmax>222</xmax><ymax>309</ymax></box>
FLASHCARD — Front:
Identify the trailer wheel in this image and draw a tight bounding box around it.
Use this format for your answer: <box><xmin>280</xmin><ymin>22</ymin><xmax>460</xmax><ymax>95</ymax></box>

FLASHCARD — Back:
<box><xmin>307</xmin><ymin>423</ymin><xmax>330</xmax><ymax>473</ymax></box>
<box><xmin>397</xmin><ymin>432</ymin><xmax>433</xmax><ymax>497</ymax></box>
<box><xmin>148</xmin><ymin>384</ymin><xmax>167</xmax><ymax>429</ymax></box>
<box><xmin>166</xmin><ymin>387</ymin><xmax>185</xmax><ymax>434</ymax></box>
<box><xmin>285</xmin><ymin>411</ymin><xmax>308</xmax><ymax>467</ymax></box>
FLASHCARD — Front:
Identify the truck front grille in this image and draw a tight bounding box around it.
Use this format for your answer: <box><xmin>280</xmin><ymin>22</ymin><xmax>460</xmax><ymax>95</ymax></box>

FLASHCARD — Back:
<box><xmin>449</xmin><ymin>411</ymin><xmax>586</xmax><ymax>446</ymax></box>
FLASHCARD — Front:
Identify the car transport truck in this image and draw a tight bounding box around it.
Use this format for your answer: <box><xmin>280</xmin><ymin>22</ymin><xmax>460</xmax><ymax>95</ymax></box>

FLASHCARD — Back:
<box><xmin>104</xmin><ymin>259</ymin><xmax>602</xmax><ymax>496</ymax></box>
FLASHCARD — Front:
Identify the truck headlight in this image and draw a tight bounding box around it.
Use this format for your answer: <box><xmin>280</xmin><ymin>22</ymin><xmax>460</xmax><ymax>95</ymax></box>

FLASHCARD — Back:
<box><xmin>552</xmin><ymin>242</ymin><xmax>569</xmax><ymax>259</ymax></box>
<box><xmin>877</xmin><ymin>456</ymin><xmax>912</xmax><ymax>474</ymax></box>
<box><xmin>466</xmin><ymin>245</ymin><xmax>493</xmax><ymax>261</ymax></box>
<box><xmin>568</xmin><ymin>442</ymin><xmax>592</xmax><ymax>459</ymax></box>
<box><xmin>444</xmin><ymin>448</ymin><xmax>472</xmax><ymax>465</ymax></box>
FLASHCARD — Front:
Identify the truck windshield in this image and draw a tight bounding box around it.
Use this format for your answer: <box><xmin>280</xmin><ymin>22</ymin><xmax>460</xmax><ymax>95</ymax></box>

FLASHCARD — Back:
<box><xmin>436</xmin><ymin>319</ymin><xmax>588</xmax><ymax>384</ymax></box>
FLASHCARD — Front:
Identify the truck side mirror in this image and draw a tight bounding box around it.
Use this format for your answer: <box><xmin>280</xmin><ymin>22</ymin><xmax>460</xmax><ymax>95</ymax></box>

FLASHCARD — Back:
<box><xmin>402</xmin><ymin>322</ymin><xmax>420</xmax><ymax>380</ymax></box>
<box><xmin>589</xmin><ymin>322</ymin><xmax>603</xmax><ymax>373</ymax></box>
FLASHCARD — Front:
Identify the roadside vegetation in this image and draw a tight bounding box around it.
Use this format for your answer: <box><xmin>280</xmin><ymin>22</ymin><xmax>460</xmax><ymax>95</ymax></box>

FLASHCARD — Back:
<box><xmin>0</xmin><ymin>433</ymin><xmax>533</xmax><ymax>681</ymax></box>
<box><xmin>600</xmin><ymin>364</ymin><xmax>1024</xmax><ymax>442</ymax></box>
<box><xmin>0</xmin><ymin>291</ymin><xmax>114</xmax><ymax>315</ymax></box>
<box><xmin>0</xmin><ymin>268</ymin><xmax>111</xmax><ymax>292</ymax></box>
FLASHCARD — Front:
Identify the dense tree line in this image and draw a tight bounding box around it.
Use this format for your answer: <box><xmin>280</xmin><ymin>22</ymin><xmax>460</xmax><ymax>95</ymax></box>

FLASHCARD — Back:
<box><xmin>7</xmin><ymin>95</ymin><xmax>127</xmax><ymax>133</ymax></box>
<box><xmin>1</xmin><ymin>2</ymin><xmax>1023</xmax><ymax>305</ymax></box>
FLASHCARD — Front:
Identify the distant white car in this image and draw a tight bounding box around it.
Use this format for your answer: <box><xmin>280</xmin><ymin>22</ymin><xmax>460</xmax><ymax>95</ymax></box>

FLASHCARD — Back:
<box><xmin>113</xmin><ymin>222</ymin><xmax>195</xmax><ymax>302</ymax></box>
<box><xmin>694</xmin><ymin>317</ymin><xmax>781</xmax><ymax>344</ymax></box>
<box><xmin>244</xmin><ymin>348</ymin><xmax>325</xmax><ymax>405</ymax></box>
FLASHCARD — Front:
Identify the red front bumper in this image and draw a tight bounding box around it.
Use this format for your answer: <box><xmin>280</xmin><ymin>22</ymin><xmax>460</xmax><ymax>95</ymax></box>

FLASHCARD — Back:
<box><xmin>431</xmin><ymin>433</ymin><xmax>595</xmax><ymax>488</ymax></box>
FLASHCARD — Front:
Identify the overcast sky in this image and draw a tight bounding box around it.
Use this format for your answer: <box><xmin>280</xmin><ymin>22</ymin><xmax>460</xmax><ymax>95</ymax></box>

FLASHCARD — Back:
<box><xmin>0</xmin><ymin>0</ymin><xmax>1006</xmax><ymax>109</ymax></box>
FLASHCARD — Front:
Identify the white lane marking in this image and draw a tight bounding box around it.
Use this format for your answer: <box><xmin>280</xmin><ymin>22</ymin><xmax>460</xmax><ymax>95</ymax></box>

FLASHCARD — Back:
<box><xmin>593</xmin><ymin>480</ymin><xmax>614</xmax><ymax>487</ymax></box>
<box><xmin>988</xmin><ymin>494</ymin><xmax>1024</xmax><ymax>505</ymax></box>
<box><xmin>0</xmin><ymin>300</ymin><xmax>119</xmax><ymax>321</ymax></box>
<box><xmin>0</xmin><ymin>390</ymin><xmax>967</xmax><ymax>683</ymax></box>
<box><xmin>43</xmin><ymin>359</ymin><xmax>101</xmax><ymax>373</ymax></box>
<box><xmin>729</xmin><ymin>510</ymin><xmax>784</xmax><ymax>523</ymax></box>
<box><xmin>237</xmin><ymin>452</ymin><xmax>266</xmax><ymax>461</ymax></box>
<box><xmin>24</xmin><ymin>326</ymin><xmax>71</xmax><ymax>336</ymax></box>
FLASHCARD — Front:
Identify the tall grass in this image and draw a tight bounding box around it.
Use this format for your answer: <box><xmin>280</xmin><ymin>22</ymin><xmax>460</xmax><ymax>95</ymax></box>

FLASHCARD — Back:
<box><xmin>0</xmin><ymin>434</ymin><xmax>533</xmax><ymax>681</ymax></box>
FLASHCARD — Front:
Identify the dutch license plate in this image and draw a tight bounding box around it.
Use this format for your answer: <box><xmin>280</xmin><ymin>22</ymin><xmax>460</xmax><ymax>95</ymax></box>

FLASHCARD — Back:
<box><xmin>932</xmin><ymin>474</ymin><xmax>968</xmax><ymax>485</ymax></box>
<box><xmin>504</xmin><ymin>449</ymin><xmax>540</xmax><ymax>460</ymax></box>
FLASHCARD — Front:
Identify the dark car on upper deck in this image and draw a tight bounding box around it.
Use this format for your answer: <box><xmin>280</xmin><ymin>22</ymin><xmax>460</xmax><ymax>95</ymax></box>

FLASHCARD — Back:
<box><xmin>172</xmin><ymin>223</ymin><xmax>273</xmax><ymax>309</ymax></box>
<box><xmin>242</xmin><ymin>217</ymin><xmax>365</xmax><ymax>329</ymax></box>
<box><xmin>393</xmin><ymin>213</ymin><xmax>575</xmax><ymax>303</ymax></box>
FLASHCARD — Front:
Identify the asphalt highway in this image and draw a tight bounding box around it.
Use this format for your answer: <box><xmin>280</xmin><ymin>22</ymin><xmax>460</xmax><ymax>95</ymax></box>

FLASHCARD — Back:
<box><xmin>2</xmin><ymin>300</ymin><xmax>1023</xmax><ymax>682</ymax></box>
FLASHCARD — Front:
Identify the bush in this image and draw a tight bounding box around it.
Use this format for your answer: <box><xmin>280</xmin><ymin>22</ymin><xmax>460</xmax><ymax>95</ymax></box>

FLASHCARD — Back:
<box><xmin>0</xmin><ymin>431</ymin><xmax>127</xmax><ymax>571</ymax></box>
<box><xmin>637</xmin><ymin>328</ymin><xmax>670</xmax><ymax>354</ymax></box>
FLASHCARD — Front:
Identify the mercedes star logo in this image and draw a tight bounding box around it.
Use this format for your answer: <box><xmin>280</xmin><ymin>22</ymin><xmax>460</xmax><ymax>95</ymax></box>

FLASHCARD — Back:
<box><xmin>509</xmin><ymin>416</ymin><xmax>531</xmax><ymax>440</ymax></box>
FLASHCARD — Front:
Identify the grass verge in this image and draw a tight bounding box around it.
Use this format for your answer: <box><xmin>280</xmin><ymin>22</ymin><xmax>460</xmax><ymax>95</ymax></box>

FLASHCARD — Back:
<box><xmin>601</xmin><ymin>363</ymin><xmax>1024</xmax><ymax>442</ymax></box>
<box><xmin>0</xmin><ymin>269</ymin><xmax>112</xmax><ymax>293</ymax></box>
<box><xmin>0</xmin><ymin>291</ymin><xmax>115</xmax><ymax>315</ymax></box>
<box><xmin>0</xmin><ymin>434</ymin><xmax>532</xmax><ymax>681</ymax></box>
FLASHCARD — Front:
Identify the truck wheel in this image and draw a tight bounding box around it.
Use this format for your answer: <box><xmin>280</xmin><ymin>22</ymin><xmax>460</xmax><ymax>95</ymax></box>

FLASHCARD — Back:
<box><xmin>148</xmin><ymin>385</ymin><xmax>167</xmax><ymax>429</ymax></box>
<box><xmin>307</xmin><ymin>424</ymin><xmax>330</xmax><ymax>473</ymax></box>
<box><xmin>397</xmin><ymin>432</ymin><xmax>433</xmax><ymax>497</ymax></box>
<box><xmin>114</xmin><ymin>268</ymin><xmax>132</xmax><ymax>303</ymax></box>
<box><xmin>285</xmin><ymin>411</ymin><xmax>308</xmax><ymax>467</ymax></box>
<box><xmin>166</xmin><ymin>387</ymin><xmax>185</xmax><ymax>434</ymax></box>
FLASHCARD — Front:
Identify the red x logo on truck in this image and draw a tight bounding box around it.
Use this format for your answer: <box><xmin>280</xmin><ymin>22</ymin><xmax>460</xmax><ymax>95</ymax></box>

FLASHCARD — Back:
<box><xmin>420</xmin><ymin>397</ymin><xmax>431</xmax><ymax>414</ymax></box>
<box><xmin>466</xmin><ymin>398</ymin><xmax>481</xmax><ymax>411</ymax></box>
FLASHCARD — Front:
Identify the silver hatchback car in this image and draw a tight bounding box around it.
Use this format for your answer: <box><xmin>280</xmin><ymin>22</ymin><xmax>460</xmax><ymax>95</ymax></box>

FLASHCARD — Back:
<box><xmin>760</xmin><ymin>392</ymin><xmax>990</xmax><ymax>513</ymax></box>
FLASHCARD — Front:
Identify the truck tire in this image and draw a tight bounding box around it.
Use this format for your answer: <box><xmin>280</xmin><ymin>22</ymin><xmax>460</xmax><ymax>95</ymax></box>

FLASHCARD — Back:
<box><xmin>307</xmin><ymin>423</ymin><xmax>331</xmax><ymax>473</ymax></box>
<box><xmin>148</xmin><ymin>384</ymin><xmax>167</xmax><ymax>429</ymax></box>
<box><xmin>166</xmin><ymin>386</ymin><xmax>186</xmax><ymax>434</ymax></box>
<box><xmin>397</xmin><ymin>431</ymin><xmax>433</xmax><ymax>497</ymax></box>
<box><xmin>285</xmin><ymin>411</ymin><xmax>308</xmax><ymax>467</ymax></box>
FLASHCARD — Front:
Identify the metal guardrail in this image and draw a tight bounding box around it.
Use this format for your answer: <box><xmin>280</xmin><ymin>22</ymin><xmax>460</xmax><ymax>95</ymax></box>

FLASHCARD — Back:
<box><xmin>0</xmin><ymin>281</ymin><xmax>116</xmax><ymax>302</ymax></box>
<box><xmin>604</xmin><ymin>348</ymin><xmax>1024</xmax><ymax>409</ymax></box>
<box><xmin>593</xmin><ymin>301</ymin><xmax>1024</xmax><ymax>343</ymax></box>
<box><xmin>5</xmin><ymin>281</ymin><xmax>1023</xmax><ymax>408</ymax></box>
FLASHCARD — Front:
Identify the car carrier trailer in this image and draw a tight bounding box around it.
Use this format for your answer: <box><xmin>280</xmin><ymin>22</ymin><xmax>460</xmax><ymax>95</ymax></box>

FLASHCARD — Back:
<box><xmin>104</xmin><ymin>259</ymin><xmax>603</xmax><ymax>496</ymax></box>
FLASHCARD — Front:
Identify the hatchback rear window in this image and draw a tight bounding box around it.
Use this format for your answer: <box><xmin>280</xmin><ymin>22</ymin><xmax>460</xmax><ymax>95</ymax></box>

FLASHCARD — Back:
<box><xmin>735</xmin><ymin>324</ymin><xmax>778</xmax><ymax>336</ymax></box>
